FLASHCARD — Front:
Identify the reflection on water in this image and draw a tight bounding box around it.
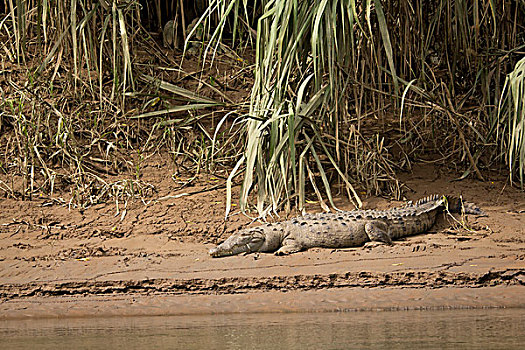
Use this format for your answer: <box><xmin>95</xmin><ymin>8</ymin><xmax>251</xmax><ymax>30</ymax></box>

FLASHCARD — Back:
<box><xmin>1</xmin><ymin>309</ymin><xmax>524</xmax><ymax>349</ymax></box>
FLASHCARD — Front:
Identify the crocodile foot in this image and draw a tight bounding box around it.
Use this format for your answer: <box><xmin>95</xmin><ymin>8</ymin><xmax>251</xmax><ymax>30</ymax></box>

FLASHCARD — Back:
<box><xmin>362</xmin><ymin>241</ymin><xmax>392</xmax><ymax>250</ymax></box>
<box><xmin>274</xmin><ymin>245</ymin><xmax>301</xmax><ymax>255</ymax></box>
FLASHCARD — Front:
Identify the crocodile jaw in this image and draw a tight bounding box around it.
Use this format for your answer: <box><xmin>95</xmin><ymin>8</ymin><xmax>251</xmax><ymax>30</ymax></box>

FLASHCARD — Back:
<box><xmin>209</xmin><ymin>244</ymin><xmax>249</xmax><ymax>257</ymax></box>
<box><xmin>209</xmin><ymin>228</ymin><xmax>265</xmax><ymax>258</ymax></box>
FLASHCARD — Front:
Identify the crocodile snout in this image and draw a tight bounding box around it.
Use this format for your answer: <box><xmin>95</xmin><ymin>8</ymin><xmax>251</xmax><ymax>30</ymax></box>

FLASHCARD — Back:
<box><xmin>209</xmin><ymin>246</ymin><xmax>232</xmax><ymax>258</ymax></box>
<box><xmin>209</xmin><ymin>246</ymin><xmax>221</xmax><ymax>257</ymax></box>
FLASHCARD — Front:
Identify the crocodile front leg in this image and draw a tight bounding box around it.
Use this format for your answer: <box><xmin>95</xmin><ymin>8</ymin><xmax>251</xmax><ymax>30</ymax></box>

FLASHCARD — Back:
<box><xmin>364</xmin><ymin>221</ymin><xmax>393</xmax><ymax>245</ymax></box>
<box><xmin>274</xmin><ymin>237</ymin><xmax>302</xmax><ymax>255</ymax></box>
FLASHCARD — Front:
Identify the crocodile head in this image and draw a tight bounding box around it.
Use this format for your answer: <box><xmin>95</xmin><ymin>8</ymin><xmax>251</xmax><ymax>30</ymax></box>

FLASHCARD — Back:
<box><xmin>209</xmin><ymin>227</ymin><xmax>266</xmax><ymax>258</ymax></box>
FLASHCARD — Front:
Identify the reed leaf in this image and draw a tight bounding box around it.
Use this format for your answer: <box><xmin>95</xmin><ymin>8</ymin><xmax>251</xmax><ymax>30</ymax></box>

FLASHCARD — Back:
<box><xmin>496</xmin><ymin>57</ymin><xmax>525</xmax><ymax>188</ymax></box>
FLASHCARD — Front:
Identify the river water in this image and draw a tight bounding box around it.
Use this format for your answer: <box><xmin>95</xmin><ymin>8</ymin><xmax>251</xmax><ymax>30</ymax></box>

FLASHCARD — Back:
<box><xmin>1</xmin><ymin>309</ymin><xmax>523</xmax><ymax>349</ymax></box>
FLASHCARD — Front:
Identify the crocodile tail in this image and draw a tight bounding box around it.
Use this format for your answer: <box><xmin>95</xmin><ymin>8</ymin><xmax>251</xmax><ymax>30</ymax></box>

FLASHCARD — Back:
<box><xmin>443</xmin><ymin>196</ymin><xmax>485</xmax><ymax>216</ymax></box>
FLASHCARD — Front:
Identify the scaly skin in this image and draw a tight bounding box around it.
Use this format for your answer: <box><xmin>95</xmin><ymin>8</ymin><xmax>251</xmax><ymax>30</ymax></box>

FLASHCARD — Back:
<box><xmin>209</xmin><ymin>195</ymin><xmax>484</xmax><ymax>257</ymax></box>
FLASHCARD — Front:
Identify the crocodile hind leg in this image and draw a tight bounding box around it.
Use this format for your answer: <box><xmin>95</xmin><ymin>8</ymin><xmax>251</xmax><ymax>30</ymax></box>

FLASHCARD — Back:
<box><xmin>364</xmin><ymin>221</ymin><xmax>393</xmax><ymax>246</ymax></box>
<box><xmin>274</xmin><ymin>238</ymin><xmax>302</xmax><ymax>255</ymax></box>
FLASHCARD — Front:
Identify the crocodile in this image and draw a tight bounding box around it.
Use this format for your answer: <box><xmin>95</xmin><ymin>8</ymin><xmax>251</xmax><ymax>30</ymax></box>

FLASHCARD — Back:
<box><xmin>209</xmin><ymin>195</ymin><xmax>484</xmax><ymax>257</ymax></box>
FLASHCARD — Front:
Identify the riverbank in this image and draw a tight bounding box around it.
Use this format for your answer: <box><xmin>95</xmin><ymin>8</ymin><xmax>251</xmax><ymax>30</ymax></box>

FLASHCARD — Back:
<box><xmin>2</xmin><ymin>286</ymin><xmax>524</xmax><ymax>319</ymax></box>
<box><xmin>1</xmin><ymin>163</ymin><xmax>524</xmax><ymax>319</ymax></box>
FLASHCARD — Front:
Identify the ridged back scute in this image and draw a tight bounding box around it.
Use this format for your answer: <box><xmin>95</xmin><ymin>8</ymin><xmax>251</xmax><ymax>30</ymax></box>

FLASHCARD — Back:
<box><xmin>413</xmin><ymin>194</ymin><xmax>442</xmax><ymax>207</ymax></box>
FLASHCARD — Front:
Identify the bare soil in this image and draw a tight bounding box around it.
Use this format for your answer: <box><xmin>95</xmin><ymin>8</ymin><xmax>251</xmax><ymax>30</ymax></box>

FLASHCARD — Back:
<box><xmin>0</xmin><ymin>162</ymin><xmax>524</xmax><ymax>318</ymax></box>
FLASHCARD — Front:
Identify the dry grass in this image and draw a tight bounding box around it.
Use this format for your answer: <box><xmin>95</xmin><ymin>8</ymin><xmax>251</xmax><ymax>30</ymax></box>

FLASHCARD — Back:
<box><xmin>0</xmin><ymin>0</ymin><xmax>249</xmax><ymax>209</ymax></box>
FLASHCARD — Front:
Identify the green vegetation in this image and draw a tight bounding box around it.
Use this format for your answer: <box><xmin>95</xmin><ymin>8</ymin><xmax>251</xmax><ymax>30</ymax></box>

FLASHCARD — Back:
<box><xmin>0</xmin><ymin>1</ymin><xmax>523</xmax><ymax>215</ymax></box>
